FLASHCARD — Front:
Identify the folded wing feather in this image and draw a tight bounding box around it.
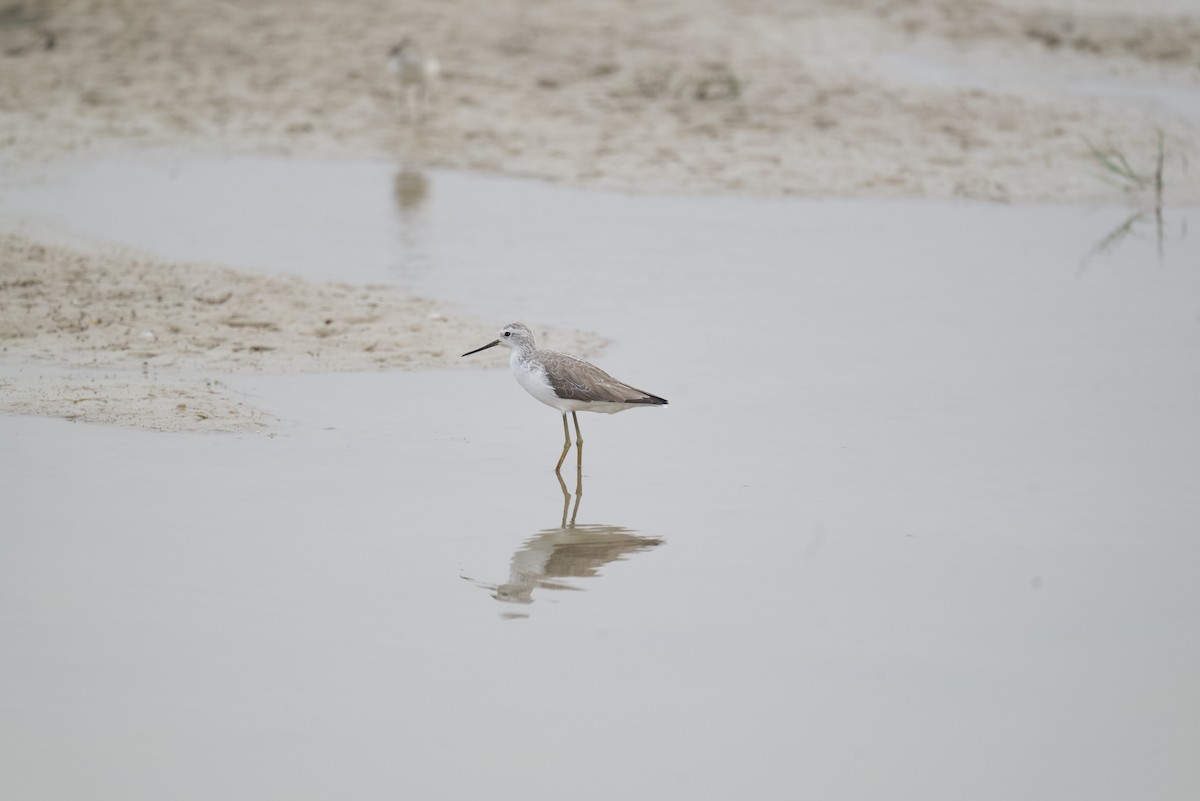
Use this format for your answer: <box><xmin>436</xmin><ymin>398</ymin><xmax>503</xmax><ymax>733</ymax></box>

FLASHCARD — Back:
<box><xmin>541</xmin><ymin>351</ymin><xmax>665</xmax><ymax>405</ymax></box>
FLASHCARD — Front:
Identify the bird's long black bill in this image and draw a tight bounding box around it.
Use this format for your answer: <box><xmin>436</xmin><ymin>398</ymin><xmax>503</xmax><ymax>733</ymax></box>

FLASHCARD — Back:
<box><xmin>461</xmin><ymin>339</ymin><xmax>500</xmax><ymax>357</ymax></box>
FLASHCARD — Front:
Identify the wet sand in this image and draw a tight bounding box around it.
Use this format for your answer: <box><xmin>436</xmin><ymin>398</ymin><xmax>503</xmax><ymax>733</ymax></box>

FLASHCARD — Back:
<box><xmin>0</xmin><ymin>225</ymin><xmax>601</xmax><ymax>430</ymax></box>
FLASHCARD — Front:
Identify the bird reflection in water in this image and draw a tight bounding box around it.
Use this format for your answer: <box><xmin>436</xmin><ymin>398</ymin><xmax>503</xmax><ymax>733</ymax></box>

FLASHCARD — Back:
<box><xmin>465</xmin><ymin>467</ymin><xmax>663</xmax><ymax>617</ymax></box>
<box><xmin>392</xmin><ymin>166</ymin><xmax>429</xmax><ymax>216</ymax></box>
<box><xmin>391</xmin><ymin>164</ymin><xmax>433</xmax><ymax>276</ymax></box>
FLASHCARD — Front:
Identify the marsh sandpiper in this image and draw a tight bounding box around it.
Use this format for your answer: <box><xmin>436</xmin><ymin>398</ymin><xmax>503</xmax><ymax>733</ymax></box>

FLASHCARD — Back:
<box><xmin>388</xmin><ymin>38</ymin><xmax>440</xmax><ymax>121</ymax></box>
<box><xmin>462</xmin><ymin>323</ymin><xmax>668</xmax><ymax>471</ymax></box>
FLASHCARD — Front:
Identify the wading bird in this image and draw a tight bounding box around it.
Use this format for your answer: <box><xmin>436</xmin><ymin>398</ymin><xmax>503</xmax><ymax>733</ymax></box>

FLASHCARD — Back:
<box><xmin>462</xmin><ymin>323</ymin><xmax>668</xmax><ymax>471</ymax></box>
<box><xmin>388</xmin><ymin>38</ymin><xmax>440</xmax><ymax>121</ymax></box>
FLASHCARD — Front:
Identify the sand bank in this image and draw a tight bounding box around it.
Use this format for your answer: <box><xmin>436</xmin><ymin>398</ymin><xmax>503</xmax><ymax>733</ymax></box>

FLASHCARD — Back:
<box><xmin>0</xmin><ymin>233</ymin><xmax>603</xmax><ymax>431</ymax></box>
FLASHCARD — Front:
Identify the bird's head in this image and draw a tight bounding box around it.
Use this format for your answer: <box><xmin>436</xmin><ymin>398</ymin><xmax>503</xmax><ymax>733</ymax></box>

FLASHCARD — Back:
<box><xmin>462</xmin><ymin>322</ymin><xmax>535</xmax><ymax>356</ymax></box>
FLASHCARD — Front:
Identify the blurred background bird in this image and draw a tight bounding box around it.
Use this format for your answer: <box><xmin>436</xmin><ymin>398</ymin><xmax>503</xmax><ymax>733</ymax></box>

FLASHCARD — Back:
<box><xmin>387</xmin><ymin>37</ymin><xmax>440</xmax><ymax>122</ymax></box>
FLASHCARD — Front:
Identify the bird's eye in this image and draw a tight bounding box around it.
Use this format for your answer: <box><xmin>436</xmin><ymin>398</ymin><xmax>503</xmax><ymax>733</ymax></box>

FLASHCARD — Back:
<box><xmin>503</xmin><ymin>331</ymin><xmax>511</xmax><ymax>337</ymax></box>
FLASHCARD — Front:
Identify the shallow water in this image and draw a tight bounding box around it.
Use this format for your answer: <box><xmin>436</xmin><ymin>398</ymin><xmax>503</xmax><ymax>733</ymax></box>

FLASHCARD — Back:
<box><xmin>2</xmin><ymin>156</ymin><xmax>1199</xmax><ymax>800</ymax></box>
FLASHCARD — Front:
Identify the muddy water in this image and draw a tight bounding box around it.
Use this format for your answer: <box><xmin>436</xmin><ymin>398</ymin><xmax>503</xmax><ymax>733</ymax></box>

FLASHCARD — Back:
<box><xmin>2</xmin><ymin>156</ymin><xmax>1199</xmax><ymax>800</ymax></box>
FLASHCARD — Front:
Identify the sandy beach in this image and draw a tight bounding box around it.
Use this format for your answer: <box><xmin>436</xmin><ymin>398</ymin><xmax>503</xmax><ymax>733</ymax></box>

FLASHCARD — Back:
<box><xmin>2</xmin><ymin>0</ymin><xmax>1199</xmax><ymax>429</ymax></box>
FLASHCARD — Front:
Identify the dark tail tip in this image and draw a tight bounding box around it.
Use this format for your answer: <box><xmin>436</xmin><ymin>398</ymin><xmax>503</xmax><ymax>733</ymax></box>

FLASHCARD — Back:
<box><xmin>632</xmin><ymin>393</ymin><xmax>668</xmax><ymax>406</ymax></box>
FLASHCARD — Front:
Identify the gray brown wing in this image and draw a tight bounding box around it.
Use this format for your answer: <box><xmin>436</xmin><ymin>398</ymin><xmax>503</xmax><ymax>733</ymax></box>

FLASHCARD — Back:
<box><xmin>540</xmin><ymin>351</ymin><xmax>667</xmax><ymax>405</ymax></box>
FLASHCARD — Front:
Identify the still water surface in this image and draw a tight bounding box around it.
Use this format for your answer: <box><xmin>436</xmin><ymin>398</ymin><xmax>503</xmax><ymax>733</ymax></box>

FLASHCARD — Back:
<box><xmin>2</xmin><ymin>155</ymin><xmax>1198</xmax><ymax>800</ymax></box>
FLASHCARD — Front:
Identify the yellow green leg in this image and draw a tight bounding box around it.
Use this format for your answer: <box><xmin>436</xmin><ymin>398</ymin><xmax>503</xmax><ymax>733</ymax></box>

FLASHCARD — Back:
<box><xmin>555</xmin><ymin>413</ymin><xmax>571</xmax><ymax>472</ymax></box>
<box><xmin>571</xmin><ymin>411</ymin><xmax>584</xmax><ymax>470</ymax></box>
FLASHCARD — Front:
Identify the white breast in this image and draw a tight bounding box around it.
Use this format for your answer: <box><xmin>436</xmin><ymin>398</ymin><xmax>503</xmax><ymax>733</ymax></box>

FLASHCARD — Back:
<box><xmin>512</xmin><ymin>352</ymin><xmax>568</xmax><ymax>412</ymax></box>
